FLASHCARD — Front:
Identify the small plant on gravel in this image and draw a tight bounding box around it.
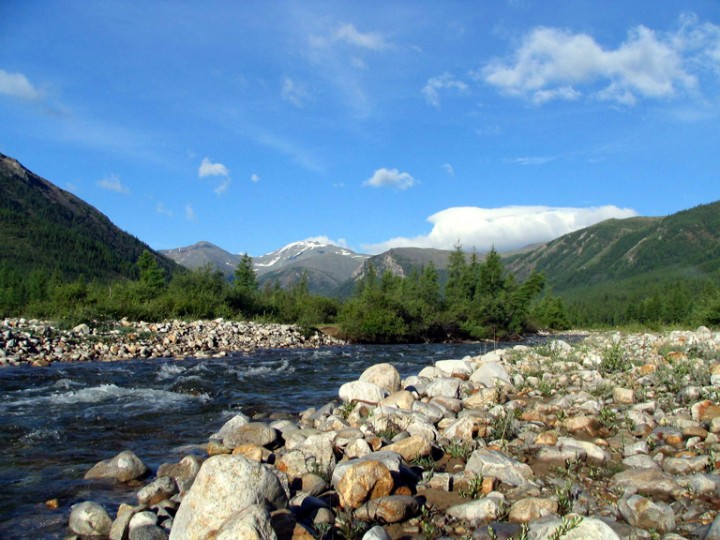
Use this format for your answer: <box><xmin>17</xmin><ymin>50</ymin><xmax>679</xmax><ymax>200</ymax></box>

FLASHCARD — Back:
<box><xmin>419</xmin><ymin>504</ymin><xmax>442</xmax><ymax>539</ymax></box>
<box><xmin>338</xmin><ymin>401</ymin><xmax>355</xmax><ymax>419</ymax></box>
<box><xmin>598</xmin><ymin>407</ymin><xmax>617</xmax><ymax>430</ymax></box>
<box><xmin>555</xmin><ymin>481</ymin><xmax>575</xmax><ymax>515</ymax></box>
<box><xmin>443</xmin><ymin>438</ymin><xmax>474</xmax><ymax>461</ymax></box>
<box><xmin>489</xmin><ymin>409</ymin><xmax>521</xmax><ymax>441</ymax></box>
<box><xmin>313</xmin><ymin>522</ymin><xmax>333</xmax><ymax>540</ymax></box>
<box><xmin>335</xmin><ymin>508</ymin><xmax>369</xmax><ymax>540</ymax></box>
<box><xmin>707</xmin><ymin>449</ymin><xmax>719</xmax><ymax>473</ymax></box>
<box><xmin>412</xmin><ymin>455</ymin><xmax>437</xmax><ymax>472</ymax></box>
<box><xmin>459</xmin><ymin>474</ymin><xmax>484</xmax><ymax>499</ymax></box>
<box><xmin>308</xmin><ymin>459</ymin><xmax>333</xmax><ymax>484</ymax></box>
<box><xmin>590</xmin><ymin>381</ymin><xmax>614</xmax><ymax>399</ymax></box>
<box><xmin>538</xmin><ymin>379</ymin><xmax>554</xmax><ymax>397</ymax></box>
<box><xmin>600</xmin><ymin>341</ymin><xmax>629</xmax><ymax>373</ymax></box>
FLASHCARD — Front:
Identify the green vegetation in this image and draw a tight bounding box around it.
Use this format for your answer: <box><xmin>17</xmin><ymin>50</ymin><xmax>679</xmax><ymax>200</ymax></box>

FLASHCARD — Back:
<box><xmin>4</xmin><ymin>152</ymin><xmax>720</xmax><ymax>336</ymax></box>
<box><xmin>337</xmin><ymin>246</ymin><xmax>556</xmax><ymax>343</ymax></box>
<box><xmin>506</xmin><ymin>201</ymin><xmax>720</xmax><ymax>329</ymax></box>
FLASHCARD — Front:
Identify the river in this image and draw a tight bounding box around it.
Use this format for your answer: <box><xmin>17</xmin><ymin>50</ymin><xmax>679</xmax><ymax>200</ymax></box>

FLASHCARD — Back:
<box><xmin>0</xmin><ymin>341</ymin><xmax>529</xmax><ymax>539</ymax></box>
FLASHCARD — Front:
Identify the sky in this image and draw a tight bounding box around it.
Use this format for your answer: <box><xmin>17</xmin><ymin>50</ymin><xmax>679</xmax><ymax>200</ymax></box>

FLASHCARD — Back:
<box><xmin>1</xmin><ymin>1</ymin><xmax>719</xmax><ymax>257</ymax></box>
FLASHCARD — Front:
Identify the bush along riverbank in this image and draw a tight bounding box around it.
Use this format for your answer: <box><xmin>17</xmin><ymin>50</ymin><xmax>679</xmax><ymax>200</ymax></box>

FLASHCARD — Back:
<box><xmin>66</xmin><ymin>328</ymin><xmax>720</xmax><ymax>539</ymax></box>
<box><xmin>0</xmin><ymin>318</ymin><xmax>345</xmax><ymax>366</ymax></box>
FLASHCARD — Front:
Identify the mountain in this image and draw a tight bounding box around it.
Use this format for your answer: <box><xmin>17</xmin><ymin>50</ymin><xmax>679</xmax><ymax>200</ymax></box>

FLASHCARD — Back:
<box><xmin>0</xmin><ymin>153</ymin><xmax>178</xmax><ymax>281</ymax></box>
<box><xmin>160</xmin><ymin>241</ymin><xmax>241</xmax><ymax>279</ymax></box>
<box><xmin>506</xmin><ymin>201</ymin><xmax>720</xmax><ymax>294</ymax></box>
<box><xmin>254</xmin><ymin>240</ymin><xmax>369</xmax><ymax>294</ymax></box>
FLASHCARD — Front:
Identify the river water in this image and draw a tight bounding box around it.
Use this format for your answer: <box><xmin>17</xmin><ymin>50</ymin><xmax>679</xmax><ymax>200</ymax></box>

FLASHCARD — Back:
<box><xmin>0</xmin><ymin>341</ymin><xmax>527</xmax><ymax>539</ymax></box>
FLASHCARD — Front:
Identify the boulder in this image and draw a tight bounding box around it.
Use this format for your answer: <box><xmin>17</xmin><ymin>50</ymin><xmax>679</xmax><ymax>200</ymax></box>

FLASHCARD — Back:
<box><xmin>169</xmin><ymin>455</ymin><xmax>287</xmax><ymax>540</ymax></box>
<box><xmin>69</xmin><ymin>501</ymin><xmax>113</xmax><ymax>537</ymax></box>
<box><xmin>223</xmin><ymin>422</ymin><xmax>278</xmax><ymax>449</ymax></box>
<box><xmin>137</xmin><ymin>476</ymin><xmax>178</xmax><ymax>506</ymax></box>
<box><xmin>527</xmin><ymin>516</ymin><xmax>621</xmax><ymax>540</ymax></box>
<box><xmin>336</xmin><ymin>460</ymin><xmax>394</xmax><ymax>510</ymax></box>
<box><xmin>611</xmin><ymin>468</ymin><xmax>681</xmax><ymax>497</ymax></box>
<box><xmin>360</xmin><ymin>363</ymin><xmax>401</xmax><ymax>393</ymax></box>
<box><xmin>354</xmin><ymin>495</ymin><xmax>419</xmax><ymax>523</ymax></box>
<box><xmin>383</xmin><ymin>435</ymin><xmax>432</xmax><ymax>462</ymax></box>
<box><xmin>339</xmin><ymin>380</ymin><xmax>387</xmax><ymax>404</ymax></box>
<box><xmin>84</xmin><ymin>450</ymin><xmax>148</xmax><ymax>483</ymax></box>
<box><xmin>424</xmin><ymin>377</ymin><xmax>460</xmax><ymax>399</ymax></box>
<box><xmin>618</xmin><ymin>494</ymin><xmax>675</xmax><ymax>533</ymax></box>
<box><xmin>465</xmin><ymin>448</ymin><xmax>533</xmax><ymax>487</ymax></box>
<box><xmin>215</xmin><ymin>504</ymin><xmax>277</xmax><ymax>540</ymax></box>
<box><xmin>470</xmin><ymin>362</ymin><xmax>511</xmax><ymax>388</ymax></box>
<box><xmin>508</xmin><ymin>498</ymin><xmax>558</xmax><ymax>523</ymax></box>
<box><xmin>446</xmin><ymin>493</ymin><xmax>505</xmax><ymax>523</ymax></box>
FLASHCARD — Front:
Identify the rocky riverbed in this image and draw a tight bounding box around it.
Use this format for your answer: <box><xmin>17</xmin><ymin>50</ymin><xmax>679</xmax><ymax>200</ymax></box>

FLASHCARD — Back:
<box><xmin>63</xmin><ymin>327</ymin><xmax>720</xmax><ymax>539</ymax></box>
<box><xmin>0</xmin><ymin>318</ymin><xmax>345</xmax><ymax>367</ymax></box>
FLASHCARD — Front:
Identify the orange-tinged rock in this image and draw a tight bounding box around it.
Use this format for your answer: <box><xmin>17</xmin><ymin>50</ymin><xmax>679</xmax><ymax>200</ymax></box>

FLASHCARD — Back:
<box><xmin>563</xmin><ymin>415</ymin><xmax>599</xmax><ymax>437</ymax></box>
<box><xmin>535</xmin><ymin>432</ymin><xmax>558</xmax><ymax>446</ymax></box>
<box><xmin>383</xmin><ymin>435</ymin><xmax>432</xmax><ymax>462</ymax></box>
<box><xmin>232</xmin><ymin>443</ymin><xmax>265</xmax><ymax>462</ymax></box>
<box><xmin>638</xmin><ymin>364</ymin><xmax>657</xmax><ymax>376</ymax></box>
<box><xmin>481</xmin><ymin>476</ymin><xmax>498</xmax><ymax>495</ymax></box>
<box><xmin>337</xmin><ymin>460</ymin><xmax>394</xmax><ymax>510</ymax></box>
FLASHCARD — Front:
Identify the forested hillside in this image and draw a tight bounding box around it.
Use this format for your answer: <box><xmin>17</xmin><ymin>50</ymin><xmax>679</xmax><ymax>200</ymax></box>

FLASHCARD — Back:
<box><xmin>0</xmin><ymin>153</ymin><xmax>181</xmax><ymax>313</ymax></box>
<box><xmin>507</xmin><ymin>201</ymin><xmax>720</xmax><ymax>326</ymax></box>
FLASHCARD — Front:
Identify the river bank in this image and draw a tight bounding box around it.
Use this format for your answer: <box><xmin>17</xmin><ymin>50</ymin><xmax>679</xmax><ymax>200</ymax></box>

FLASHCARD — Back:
<box><xmin>59</xmin><ymin>327</ymin><xmax>720</xmax><ymax>539</ymax></box>
<box><xmin>0</xmin><ymin>318</ymin><xmax>345</xmax><ymax>367</ymax></box>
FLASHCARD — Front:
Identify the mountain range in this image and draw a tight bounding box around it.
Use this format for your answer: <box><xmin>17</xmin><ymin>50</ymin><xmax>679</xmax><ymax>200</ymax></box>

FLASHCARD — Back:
<box><xmin>2</xmin><ymin>152</ymin><xmax>719</xmax><ymax>310</ymax></box>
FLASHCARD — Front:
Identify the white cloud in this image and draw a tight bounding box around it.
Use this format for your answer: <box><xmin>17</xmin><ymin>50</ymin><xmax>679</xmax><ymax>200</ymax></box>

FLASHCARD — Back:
<box><xmin>198</xmin><ymin>157</ymin><xmax>231</xmax><ymax>194</ymax></box>
<box><xmin>362</xmin><ymin>205</ymin><xmax>638</xmax><ymax>254</ymax></box>
<box><xmin>214</xmin><ymin>178</ymin><xmax>231</xmax><ymax>195</ymax></box>
<box><xmin>334</xmin><ymin>23</ymin><xmax>388</xmax><ymax>50</ymax></box>
<box><xmin>281</xmin><ymin>77</ymin><xmax>309</xmax><ymax>107</ymax></box>
<box><xmin>97</xmin><ymin>174</ymin><xmax>129</xmax><ymax>194</ymax></box>
<box><xmin>510</xmin><ymin>156</ymin><xmax>557</xmax><ymax>166</ymax></box>
<box><xmin>156</xmin><ymin>202</ymin><xmax>173</xmax><ymax>217</ymax></box>
<box><xmin>185</xmin><ymin>204</ymin><xmax>196</xmax><ymax>221</ymax></box>
<box><xmin>304</xmin><ymin>235</ymin><xmax>349</xmax><ymax>248</ymax></box>
<box><xmin>422</xmin><ymin>73</ymin><xmax>468</xmax><ymax>107</ymax></box>
<box><xmin>442</xmin><ymin>163</ymin><xmax>455</xmax><ymax>176</ymax></box>
<box><xmin>481</xmin><ymin>18</ymin><xmax>708</xmax><ymax>105</ymax></box>
<box><xmin>250</xmin><ymin>173</ymin><xmax>260</xmax><ymax>183</ymax></box>
<box><xmin>363</xmin><ymin>167</ymin><xmax>416</xmax><ymax>190</ymax></box>
<box><xmin>0</xmin><ymin>69</ymin><xmax>43</xmax><ymax>101</ymax></box>
<box><xmin>198</xmin><ymin>157</ymin><xmax>229</xmax><ymax>178</ymax></box>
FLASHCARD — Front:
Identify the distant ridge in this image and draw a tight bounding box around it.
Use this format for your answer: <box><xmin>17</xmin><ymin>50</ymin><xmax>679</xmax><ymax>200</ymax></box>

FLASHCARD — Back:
<box><xmin>160</xmin><ymin>241</ymin><xmax>241</xmax><ymax>279</ymax></box>
<box><xmin>0</xmin><ymin>153</ymin><xmax>178</xmax><ymax>280</ymax></box>
<box><xmin>506</xmin><ymin>200</ymin><xmax>720</xmax><ymax>293</ymax></box>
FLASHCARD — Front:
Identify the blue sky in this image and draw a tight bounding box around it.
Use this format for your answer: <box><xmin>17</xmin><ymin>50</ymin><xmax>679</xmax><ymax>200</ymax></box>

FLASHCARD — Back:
<box><xmin>1</xmin><ymin>1</ymin><xmax>719</xmax><ymax>256</ymax></box>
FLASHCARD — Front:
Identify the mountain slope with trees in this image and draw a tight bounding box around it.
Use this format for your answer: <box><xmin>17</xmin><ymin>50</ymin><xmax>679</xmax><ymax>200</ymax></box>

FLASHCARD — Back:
<box><xmin>0</xmin><ymin>153</ymin><xmax>181</xmax><ymax>314</ymax></box>
<box><xmin>506</xmin><ymin>201</ymin><xmax>720</xmax><ymax>326</ymax></box>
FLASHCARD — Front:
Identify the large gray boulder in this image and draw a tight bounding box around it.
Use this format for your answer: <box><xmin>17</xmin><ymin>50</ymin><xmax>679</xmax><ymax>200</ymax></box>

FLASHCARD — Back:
<box><xmin>84</xmin><ymin>450</ymin><xmax>148</xmax><ymax>483</ymax></box>
<box><xmin>527</xmin><ymin>516</ymin><xmax>621</xmax><ymax>540</ymax></box>
<box><xmin>69</xmin><ymin>501</ymin><xmax>113</xmax><ymax>536</ymax></box>
<box><xmin>215</xmin><ymin>504</ymin><xmax>277</xmax><ymax>540</ymax></box>
<box><xmin>465</xmin><ymin>448</ymin><xmax>533</xmax><ymax>487</ymax></box>
<box><xmin>169</xmin><ymin>455</ymin><xmax>287</xmax><ymax>540</ymax></box>
<box><xmin>359</xmin><ymin>363</ymin><xmax>401</xmax><ymax>394</ymax></box>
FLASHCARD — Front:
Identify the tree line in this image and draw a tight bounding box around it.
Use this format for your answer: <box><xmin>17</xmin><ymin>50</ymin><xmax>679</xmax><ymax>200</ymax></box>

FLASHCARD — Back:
<box><xmin>0</xmin><ymin>246</ymin><xmax>570</xmax><ymax>342</ymax></box>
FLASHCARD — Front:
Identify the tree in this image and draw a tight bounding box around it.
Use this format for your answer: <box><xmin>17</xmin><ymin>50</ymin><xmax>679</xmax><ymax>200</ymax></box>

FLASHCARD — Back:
<box><xmin>234</xmin><ymin>253</ymin><xmax>257</xmax><ymax>293</ymax></box>
<box><xmin>137</xmin><ymin>250</ymin><xmax>165</xmax><ymax>293</ymax></box>
<box><xmin>228</xmin><ymin>253</ymin><xmax>259</xmax><ymax>317</ymax></box>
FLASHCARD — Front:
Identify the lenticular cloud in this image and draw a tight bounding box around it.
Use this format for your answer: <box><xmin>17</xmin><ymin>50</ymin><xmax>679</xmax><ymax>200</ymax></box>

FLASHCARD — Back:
<box><xmin>363</xmin><ymin>205</ymin><xmax>638</xmax><ymax>254</ymax></box>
